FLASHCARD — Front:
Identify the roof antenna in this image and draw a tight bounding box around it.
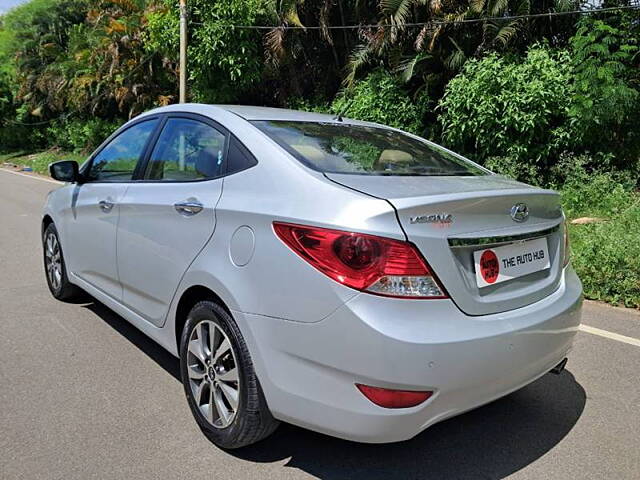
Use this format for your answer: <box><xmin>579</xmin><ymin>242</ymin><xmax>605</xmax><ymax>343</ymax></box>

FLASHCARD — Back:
<box><xmin>332</xmin><ymin>98</ymin><xmax>353</xmax><ymax>122</ymax></box>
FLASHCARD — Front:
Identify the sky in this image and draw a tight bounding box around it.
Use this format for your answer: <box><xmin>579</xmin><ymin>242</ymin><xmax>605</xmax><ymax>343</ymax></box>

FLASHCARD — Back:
<box><xmin>0</xmin><ymin>0</ymin><xmax>29</xmax><ymax>15</ymax></box>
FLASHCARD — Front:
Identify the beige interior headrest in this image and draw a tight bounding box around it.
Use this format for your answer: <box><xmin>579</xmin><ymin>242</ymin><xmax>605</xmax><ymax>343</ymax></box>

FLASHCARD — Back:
<box><xmin>291</xmin><ymin>145</ymin><xmax>326</xmax><ymax>162</ymax></box>
<box><xmin>378</xmin><ymin>149</ymin><xmax>413</xmax><ymax>164</ymax></box>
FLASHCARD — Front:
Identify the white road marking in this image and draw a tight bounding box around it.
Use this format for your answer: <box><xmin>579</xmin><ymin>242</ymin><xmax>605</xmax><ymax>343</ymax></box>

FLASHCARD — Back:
<box><xmin>579</xmin><ymin>324</ymin><xmax>640</xmax><ymax>347</ymax></box>
<box><xmin>0</xmin><ymin>167</ymin><xmax>63</xmax><ymax>185</ymax></box>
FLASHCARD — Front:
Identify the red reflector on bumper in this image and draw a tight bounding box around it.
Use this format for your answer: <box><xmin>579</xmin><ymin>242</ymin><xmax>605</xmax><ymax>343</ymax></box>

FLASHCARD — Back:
<box><xmin>356</xmin><ymin>384</ymin><xmax>433</xmax><ymax>409</ymax></box>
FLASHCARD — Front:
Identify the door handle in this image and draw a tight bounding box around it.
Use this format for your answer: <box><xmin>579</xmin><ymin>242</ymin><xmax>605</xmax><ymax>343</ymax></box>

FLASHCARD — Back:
<box><xmin>98</xmin><ymin>199</ymin><xmax>115</xmax><ymax>213</ymax></box>
<box><xmin>174</xmin><ymin>200</ymin><xmax>204</xmax><ymax>217</ymax></box>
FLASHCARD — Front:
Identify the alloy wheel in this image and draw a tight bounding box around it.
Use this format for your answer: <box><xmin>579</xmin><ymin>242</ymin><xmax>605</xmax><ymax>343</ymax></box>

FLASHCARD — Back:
<box><xmin>187</xmin><ymin>320</ymin><xmax>240</xmax><ymax>429</ymax></box>
<box><xmin>45</xmin><ymin>232</ymin><xmax>62</xmax><ymax>292</ymax></box>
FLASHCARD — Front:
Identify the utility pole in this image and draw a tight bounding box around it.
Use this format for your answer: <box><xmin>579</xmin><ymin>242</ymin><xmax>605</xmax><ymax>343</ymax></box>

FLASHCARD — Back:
<box><xmin>178</xmin><ymin>0</ymin><xmax>187</xmax><ymax>170</ymax></box>
<box><xmin>179</xmin><ymin>0</ymin><xmax>187</xmax><ymax>103</ymax></box>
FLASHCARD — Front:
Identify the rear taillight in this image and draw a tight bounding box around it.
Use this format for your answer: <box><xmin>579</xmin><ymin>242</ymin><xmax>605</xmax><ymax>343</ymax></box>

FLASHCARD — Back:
<box><xmin>563</xmin><ymin>218</ymin><xmax>570</xmax><ymax>267</ymax></box>
<box><xmin>356</xmin><ymin>384</ymin><xmax>433</xmax><ymax>408</ymax></box>
<box><xmin>273</xmin><ymin>222</ymin><xmax>447</xmax><ymax>298</ymax></box>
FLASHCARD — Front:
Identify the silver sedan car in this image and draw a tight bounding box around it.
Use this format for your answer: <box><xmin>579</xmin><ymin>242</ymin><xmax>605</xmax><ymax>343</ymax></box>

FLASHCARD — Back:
<box><xmin>43</xmin><ymin>104</ymin><xmax>582</xmax><ymax>448</ymax></box>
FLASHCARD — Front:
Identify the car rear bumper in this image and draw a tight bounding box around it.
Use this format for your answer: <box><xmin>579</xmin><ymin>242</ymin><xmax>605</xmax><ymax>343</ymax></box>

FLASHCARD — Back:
<box><xmin>235</xmin><ymin>266</ymin><xmax>583</xmax><ymax>443</ymax></box>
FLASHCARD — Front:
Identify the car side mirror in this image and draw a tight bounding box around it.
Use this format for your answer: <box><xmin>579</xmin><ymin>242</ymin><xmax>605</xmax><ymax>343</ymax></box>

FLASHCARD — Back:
<box><xmin>49</xmin><ymin>160</ymin><xmax>80</xmax><ymax>183</ymax></box>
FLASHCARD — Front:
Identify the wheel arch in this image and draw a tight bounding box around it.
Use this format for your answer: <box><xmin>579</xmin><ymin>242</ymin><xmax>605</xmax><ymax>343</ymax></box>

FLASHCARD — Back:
<box><xmin>42</xmin><ymin>214</ymin><xmax>54</xmax><ymax>235</ymax></box>
<box><xmin>174</xmin><ymin>285</ymin><xmax>233</xmax><ymax>353</ymax></box>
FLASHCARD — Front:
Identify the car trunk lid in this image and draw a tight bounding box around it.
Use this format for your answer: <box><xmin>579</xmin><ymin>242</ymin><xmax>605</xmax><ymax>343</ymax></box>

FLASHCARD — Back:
<box><xmin>325</xmin><ymin>173</ymin><xmax>565</xmax><ymax>315</ymax></box>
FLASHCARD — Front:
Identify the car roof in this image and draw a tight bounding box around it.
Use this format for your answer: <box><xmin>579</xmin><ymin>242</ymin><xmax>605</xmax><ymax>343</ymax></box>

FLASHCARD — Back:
<box><xmin>218</xmin><ymin>105</ymin><xmax>344</xmax><ymax>123</ymax></box>
<box><xmin>141</xmin><ymin>103</ymin><xmax>377</xmax><ymax>127</ymax></box>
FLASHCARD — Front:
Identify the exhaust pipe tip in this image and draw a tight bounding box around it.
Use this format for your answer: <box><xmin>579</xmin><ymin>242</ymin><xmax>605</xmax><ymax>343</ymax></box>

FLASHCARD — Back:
<box><xmin>550</xmin><ymin>358</ymin><xmax>568</xmax><ymax>375</ymax></box>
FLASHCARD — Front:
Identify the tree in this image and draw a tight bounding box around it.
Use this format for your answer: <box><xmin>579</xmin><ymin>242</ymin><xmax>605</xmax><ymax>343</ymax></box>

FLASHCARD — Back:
<box><xmin>438</xmin><ymin>45</ymin><xmax>575</xmax><ymax>183</ymax></box>
<box><xmin>569</xmin><ymin>14</ymin><xmax>640</xmax><ymax>167</ymax></box>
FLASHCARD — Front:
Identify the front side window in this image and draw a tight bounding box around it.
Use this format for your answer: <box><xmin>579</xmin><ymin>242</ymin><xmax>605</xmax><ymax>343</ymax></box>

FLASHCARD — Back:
<box><xmin>143</xmin><ymin>118</ymin><xmax>226</xmax><ymax>181</ymax></box>
<box><xmin>88</xmin><ymin>119</ymin><xmax>158</xmax><ymax>181</ymax></box>
<box><xmin>252</xmin><ymin>120</ymin><xmax>487</xmax><ymax>176</ymax></box>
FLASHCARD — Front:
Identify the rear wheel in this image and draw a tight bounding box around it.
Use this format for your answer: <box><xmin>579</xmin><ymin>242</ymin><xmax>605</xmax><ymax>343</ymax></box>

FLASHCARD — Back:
<box><xmin>179</xmin><ymin>301</ymin><xmax>279</xmax><ymax>449</ymax></box>
<box><xmin>43</xmin><ymin>223</ymin><xmax>84</xmax><ymax>301</ymax></box>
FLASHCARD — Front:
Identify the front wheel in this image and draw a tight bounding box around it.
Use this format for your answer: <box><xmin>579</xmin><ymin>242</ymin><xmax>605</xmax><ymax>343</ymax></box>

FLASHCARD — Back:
<box><xmin>179</xmin><ymin>301</ymin><xmax>279</xmax><ymax>449</ymax></box>
<box><xmin>43</xmin><ymin>223</ymin><xmax>84</xmax><ymax>301</ymax></box>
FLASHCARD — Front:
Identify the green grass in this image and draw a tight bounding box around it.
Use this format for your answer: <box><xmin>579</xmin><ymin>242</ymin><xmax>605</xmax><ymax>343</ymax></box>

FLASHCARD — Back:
<box><xmin>1</xmin><ymin>150</ymin><xmax>86</xmax><ymax>175</ymax></box>
<box><xmin>560</xmin><ymin>172</ymin><xmax>640</xmax><ymax>308</ymax></box>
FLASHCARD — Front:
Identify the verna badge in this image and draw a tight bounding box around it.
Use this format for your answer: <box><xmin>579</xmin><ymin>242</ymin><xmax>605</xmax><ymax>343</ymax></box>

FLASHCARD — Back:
<box><xmin>409</xmin><ymin>213</ymin><xmax>453</xmax><ymax>225</ymax></box>
<box><xmin>510</xmin><ymin>203</ymin><xmax>529</xmax><ymax>222</ymax></box>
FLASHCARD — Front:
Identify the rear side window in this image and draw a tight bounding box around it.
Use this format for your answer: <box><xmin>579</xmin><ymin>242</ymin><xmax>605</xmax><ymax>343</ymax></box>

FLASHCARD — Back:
<box><xmin>88</xmin><ymin>119</ymin><xmax>158</xmax><ymax>182</ymax></box>
<box><xmin>144</xmin><ymin>118</ymin><xmax>226</xmax><ymax>181</ymax></box>
<box><xmin>252</xmin><ymin>120</ymin><xmax>486</xmax><ymax>177</ymax></box>
<box><xmin>226</xmin><ymin>136</ymin><xmax>257</xmax><ymax>175</ymax></box>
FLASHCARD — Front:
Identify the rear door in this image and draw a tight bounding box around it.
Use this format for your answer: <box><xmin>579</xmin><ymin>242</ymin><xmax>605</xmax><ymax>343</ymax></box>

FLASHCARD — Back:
<box><xmin>64</xmin><ymin>118</ymin><xmax>159</xmax><ymax>300</ymax></box>
<box><xmin>116</xmin><ymin>114</ymin><xmax>227</xmax><ymax>326</ymax></box>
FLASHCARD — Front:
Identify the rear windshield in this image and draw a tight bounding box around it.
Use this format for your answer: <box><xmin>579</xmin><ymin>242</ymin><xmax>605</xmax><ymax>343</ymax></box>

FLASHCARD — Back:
<box><xmin>252</xmin><ymin>120</ymin><xmax>486</xmax><ymax>176</ymax></box>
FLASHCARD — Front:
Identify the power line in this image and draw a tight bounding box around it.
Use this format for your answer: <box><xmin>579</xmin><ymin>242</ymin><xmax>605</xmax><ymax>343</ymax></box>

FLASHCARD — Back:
<box><xmin>191</xmin><ymin>5</ymin><xmax>640</xmax><ymax>30</ymax></box>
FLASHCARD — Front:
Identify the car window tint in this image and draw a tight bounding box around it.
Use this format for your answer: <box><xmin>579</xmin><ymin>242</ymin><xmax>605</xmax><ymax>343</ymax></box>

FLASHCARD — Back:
<box><xmin>226</xmin><ymin>136</ymin><xmax>257</xmax><ymax>175</ymax></box>
<box><xmin>88</xmin><ymin>119</ymin><xmax>158</xmax><ymax>182</ymax></box>
<box><xmin>252</xmin><ymin>120</ymin><xmax>487</xmax><ymax>177</ymax></box>
<box><xmin>144</xmin><ymin>118</ymin><xmax>226</xmax><ymax>181</ymax></box>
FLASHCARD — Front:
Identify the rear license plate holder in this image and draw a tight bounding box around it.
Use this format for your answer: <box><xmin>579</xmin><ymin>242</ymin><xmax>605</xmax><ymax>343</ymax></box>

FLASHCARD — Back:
<box><xmin>474</xmin><ymin>237</ymin><xmax>550</xmax><ymax>288</ymax></box>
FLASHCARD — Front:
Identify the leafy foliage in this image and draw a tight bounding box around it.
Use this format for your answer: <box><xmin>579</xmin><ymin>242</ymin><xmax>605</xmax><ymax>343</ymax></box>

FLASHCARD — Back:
<box><xmin>147</xmin><ymin>0</ymin><xmax>272</xmax><ymax>103</ymax></box>
<box><xmin>568</xmin><ymin>15</ymin><xmax>640</xmax><ymax>168</ymax></box>
<box><xmin>330</xmin><ymin>69</ymin><xmax>428</xmax><ymax>134</ymax></box>
<box><xmin>438</xmin><ymin>14</ymin><xmax>640</xmax><ymax>185</ymax></box>
<box><xmin>345</xmin><ymin>0</ymin><xmax>580</xmax><ymax>97</ymax></box>
<box><xmin>438</xmin><ymin>46</ymin><xmax>574</xmax><ymax>184</ymax></box>
<box><xmin>561</xmin><ymin>165</ymin><xmax>640</xmax><ymax>308</ymax></box>
<box><xmin>47</xmin><ymin>117</ymin><xmax>121</xmax><ymax>152</ymax></box>
<box><xmin>6</xmin><ymin>0</ymin><xmax>175</xmax><ymax>121</ymax></box>
<box><xmin>559</xmin><ymin>155</ymin><xmax>638</xmax><ymax>219</ymax></box>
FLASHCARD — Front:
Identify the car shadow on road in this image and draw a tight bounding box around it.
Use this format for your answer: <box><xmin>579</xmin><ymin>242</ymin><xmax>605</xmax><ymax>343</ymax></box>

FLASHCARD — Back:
<box><xmin>83</xmin><ymin>301</ymin><xmax>181</xmax><ymax>380</ymax></box>
<box><xmin>84</xmin><ymin>299</ymin><xmax>586</xmax><ymax>480</ymax></box>
<box><xmin>232</xmin><ymin>370</ymin><xmax>586</xmax><ymax>479</ymax></box>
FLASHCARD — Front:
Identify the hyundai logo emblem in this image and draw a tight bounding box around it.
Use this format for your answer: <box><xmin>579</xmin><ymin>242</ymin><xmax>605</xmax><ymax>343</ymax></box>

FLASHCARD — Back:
<box><xmin>510</xmin><ymin>203</ymin><xmax>529</xmax><ymax>222</ymax></box>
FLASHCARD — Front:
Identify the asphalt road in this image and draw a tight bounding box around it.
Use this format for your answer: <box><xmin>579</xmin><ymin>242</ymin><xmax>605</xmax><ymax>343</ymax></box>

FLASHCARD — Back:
<box><xmin>1</xmin><ymin>168</ymin><xmax>639</xmax><ymax>480</ymax></box>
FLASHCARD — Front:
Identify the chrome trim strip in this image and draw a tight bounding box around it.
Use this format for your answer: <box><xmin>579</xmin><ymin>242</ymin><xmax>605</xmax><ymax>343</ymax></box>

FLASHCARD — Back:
<box><xmin>448</xmin><ymin>225</ymin><xmax>560</xmax><ymax>248</ymax></box>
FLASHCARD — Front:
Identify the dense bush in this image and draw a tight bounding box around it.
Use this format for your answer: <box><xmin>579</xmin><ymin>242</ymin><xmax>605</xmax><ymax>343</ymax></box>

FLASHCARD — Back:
<box><xmin>569</xmin><ymin>16</ymin><xmax>640</xmax><ymax>169</ymax></box>
<box><xmin>438</xmin><ymin>18</ymin><xmax>640</xmax><ymax>185</ymax></box>
<box><xmin>47</xmin><ymin>118</ymin><xmax>122</xmax><ymax>153</ymax></box>
<box><xmin>330</xmin><ymin>70</ymin><xmax>428</xmax><ymax>135</ymax></box>
<box><xmin>146</xmin><ymin>0</ymin><xmax>271</xmax><ymax>103</ymax></box>
<box><xmin>567</xmin><ymin>188</ymin><xmax>640</xmax><ymax>308</ymax></box>
<box><xmin>569</xmin><ymin>205</ymin><xmax>640</xmax><ymax>309</ymax></box>
<box><xmin>438</xmin><ymin>46</ymin><xmax>574</xmax><ymax>184</ymax></box>
<box><xmin>556</xmin><ymin>160</ymin><xmax>640</xmax><ymax>308</ymax></box>
<box><xmin>555</xmin><ymin>155</ymin><xmax>636</xmax><ymax>214</ymax></box>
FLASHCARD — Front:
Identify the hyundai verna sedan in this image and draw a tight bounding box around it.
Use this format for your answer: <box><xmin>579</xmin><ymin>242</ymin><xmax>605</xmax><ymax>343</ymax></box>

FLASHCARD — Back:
<box><xmin>43</xmin><ymin>104</ymin><xmax>582</xmax><ymax>448</ymax></box>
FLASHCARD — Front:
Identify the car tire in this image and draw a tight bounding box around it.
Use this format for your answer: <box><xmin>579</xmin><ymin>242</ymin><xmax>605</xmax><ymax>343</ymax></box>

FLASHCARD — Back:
<box><xmin>43</xmin><ymin>222</ymin><xmax>84</xmax><ymax>302</ymax></box>
<box><xmin>180</xmin><ymin>300</ymin><xmax>279</xmax><ymax>449</ymax></box>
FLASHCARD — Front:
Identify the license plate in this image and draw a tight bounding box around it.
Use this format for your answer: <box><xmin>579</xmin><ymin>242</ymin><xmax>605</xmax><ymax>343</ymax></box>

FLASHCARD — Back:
<box><xmin>474</xmin><ymin>237</ymin><xmax>550</xmax><ymax>288</ymax></box>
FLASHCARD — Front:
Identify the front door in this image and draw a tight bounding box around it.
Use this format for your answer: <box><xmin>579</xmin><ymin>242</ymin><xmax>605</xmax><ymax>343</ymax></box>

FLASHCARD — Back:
<box><xmin>64</xmin><ymin>118</ymin><xmax>159</xmax><ymax>299</ymax></box>
<box><xmin>117</xmin><ymin>116</ymin><xmax>227</xmax><ymax>326</ymax></box>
